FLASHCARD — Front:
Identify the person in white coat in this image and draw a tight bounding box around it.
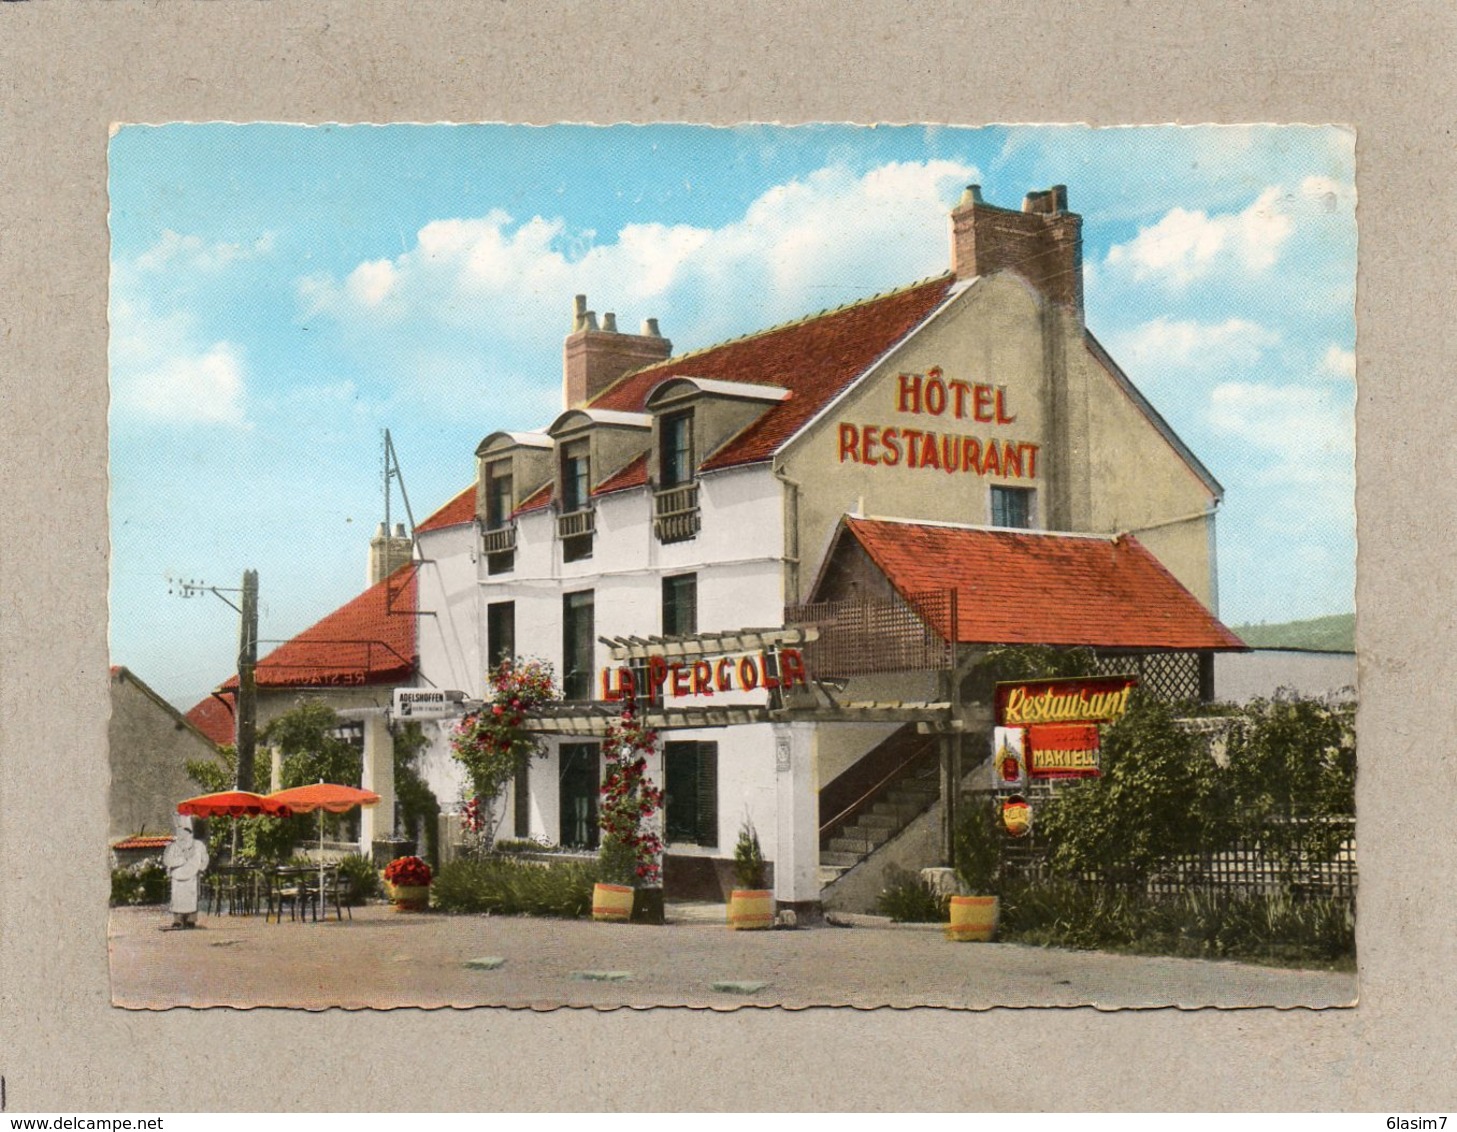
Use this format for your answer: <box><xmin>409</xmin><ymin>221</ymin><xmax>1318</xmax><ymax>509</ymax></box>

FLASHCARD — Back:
<box><xmin>162</xmin><ymin>815</ymin><xmax>210</xmax><ymax>929</ymax></box>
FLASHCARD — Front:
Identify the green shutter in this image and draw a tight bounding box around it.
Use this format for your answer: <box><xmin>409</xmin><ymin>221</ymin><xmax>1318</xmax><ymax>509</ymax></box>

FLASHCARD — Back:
<box><xmin>695</xmin><ymin>742</ymin><xmax>718</xmax><ymax>848</ymax></box>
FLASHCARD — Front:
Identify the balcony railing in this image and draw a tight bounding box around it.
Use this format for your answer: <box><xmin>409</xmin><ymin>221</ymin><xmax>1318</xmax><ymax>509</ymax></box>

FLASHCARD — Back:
<box><xmin>481</xmin><ymin>524</ymin><xmax>517</xmax><ymax>555</ymax></box>
<box><xmin>653</xmin><ymin>482</ymin><xmax>700</xmax><ymax>543</ymax></box>
<box><xmin>557</xmin><ymin>508</ymin><xmax>597</xmax><ymax>539</ymax></box>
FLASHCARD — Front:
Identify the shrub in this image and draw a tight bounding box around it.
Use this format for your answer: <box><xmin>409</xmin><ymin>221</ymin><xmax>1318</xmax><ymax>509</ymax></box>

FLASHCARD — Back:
<box><xmin>875</xmin><ymin>868</ymin><xmax>949</xmax><ymax>923</ymax></box>
<box><xmin>954</xmin><ymin>796</ymin><xmax>1003</xmax><ymax>893</ymax></box>
<box><xmin>110</xmin><ymin>858</ymin><xmax>169</xmax><ymax>906</ymax></box>
<box><xmin>997</xmin><ymin>879</ymin><xmax>1354</xmax><ymax>965</ymax></box>
<box><xmin>431</xmin><ymin>855</ymin><xmax>600</xmax><ymax>918</ymax></box>
<box><xmin>335</xmin><ymin>853</ymin><xmax>381</xmax><ymax>905</ymax></box>
<box><xmin>732</xmin><ymin>817</ymin><xmax>767</xmax><ymax>889</ymax></box>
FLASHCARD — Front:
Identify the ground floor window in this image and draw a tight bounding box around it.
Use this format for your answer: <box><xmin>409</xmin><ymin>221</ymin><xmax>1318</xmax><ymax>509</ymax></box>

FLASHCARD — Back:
<box><xmin>664</xmin><ymin>740</ymin><xmax>718</xmax><ymax>847</ymax></box>
<box><xmin>558</xmin><ymin>743</ymin><xmax>600</xmax><ymax>849</ymax></box>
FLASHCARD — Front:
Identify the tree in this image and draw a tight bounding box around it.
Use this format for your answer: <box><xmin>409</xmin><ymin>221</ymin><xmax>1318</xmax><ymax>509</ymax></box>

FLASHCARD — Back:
<box><xmin>1035</xmin><ymin>694</ymin><xmax>1223</xmax><ymax>887</ymax></box>
<box><xmin>394</xmin><ymin>721</ymin><xmax>441</xmax><ymax>866</ymax></box>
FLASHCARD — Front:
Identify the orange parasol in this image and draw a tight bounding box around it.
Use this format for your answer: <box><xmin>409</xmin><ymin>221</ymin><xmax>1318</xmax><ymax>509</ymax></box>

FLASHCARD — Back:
<box><xmin>266</xmin><ymin>783</ymin><xmax>383</xmax><ymax>907</ymax></box>
<box><xmin>177</xmin><ymin>790</ymin><xmax>294</xmax><ymax>818</ymax></box>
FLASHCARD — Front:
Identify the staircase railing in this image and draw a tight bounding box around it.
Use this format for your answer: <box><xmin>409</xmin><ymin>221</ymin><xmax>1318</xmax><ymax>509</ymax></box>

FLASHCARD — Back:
<box><xmin>819</xmin><ymin>731</ymin><xmax>938</xmax><ymax>843</ymax></box>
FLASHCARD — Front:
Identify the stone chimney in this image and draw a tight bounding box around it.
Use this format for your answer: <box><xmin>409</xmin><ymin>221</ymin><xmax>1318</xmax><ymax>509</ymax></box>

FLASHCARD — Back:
<box><xmin>563</xmin><ymin>294</ymin><xmax>672</xmax><ymax>409</ymax></box>
<box><xmin>368</xmin><ymin>521</ymin><xmax>412</xmax><ymax>586</ymax></box>
<box><xmin>950</xmin><ymin>185</ymin><xmax>1083</xmax><ymax>312</ymax></box>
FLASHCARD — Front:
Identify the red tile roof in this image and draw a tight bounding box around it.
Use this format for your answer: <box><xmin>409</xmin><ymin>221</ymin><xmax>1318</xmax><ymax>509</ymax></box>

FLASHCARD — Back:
<box><xmin>588</xmin><ymin>275</ymin><xmax>957</xmax><ymax>470</ymax></box>
<box><xmin>185</xmin><ymin>693</ymin><xmax>236</xmax><ymax>747</ymax></box>
<box><xmin>515</xmin><ymin>481</ymin><xmax>553</xmax><ymax>515</ymax></box>
<box><xmin>218</xmin><ymin>563</ymin><xmax>418</xmax><ymax>691</ymax></box>
<box><xmin>112</xmin><ymin>834</ymin><xmax>175</xmax><ymax>851</ymax></box>
<box><xmin>594</xmin><ymin>452</ymin><xmax>649</xmax><ymax>496</ymax></box>
<box><xmin>417</xmin><ymin>484</ymin><xmax>476</xmax><ymax>532</ymax></box>
<box><xmin>840</xmin><ymin>517</ymin><xmax>1245</xmax><ymax>651</ymax></box>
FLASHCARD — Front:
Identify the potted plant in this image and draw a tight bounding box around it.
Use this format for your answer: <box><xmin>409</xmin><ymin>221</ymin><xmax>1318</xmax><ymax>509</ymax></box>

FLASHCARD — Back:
<box><xmin>383</xmin><ymin>854</ymin><xmax>432</xmax><ymax>912</ymax></box>
<box><xmin>947</xmin><ymin>796</ymin><xmax>1003</xmax><ymax>941</ymax></box>
<box><xmin>594</xmin><ymin>708</ymin><xmax>665</xmax><ymax>923</ymax></box>
<box><xmin>727</xmin><ymin>816</ymin><xmax>773</xmax><ymax>930</ymax></box>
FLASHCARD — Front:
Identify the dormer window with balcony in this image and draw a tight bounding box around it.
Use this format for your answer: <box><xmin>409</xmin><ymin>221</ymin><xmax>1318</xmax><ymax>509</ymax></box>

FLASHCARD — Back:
<box><xmin>654</xmin><ymin>409</ymin><xmax>698</xmax><ymax>543</ymax></box>
<box><xmin>646</xmin><ymin>376</ymin><xmax>790</xmax><ymax>546</ymax></box>
<box><xmin>482</xmin><ymin>459</ymin><xmax>516</xmax><ymax>573</ymax></box>
<box><xmin>558</xmin><ymin>439</ymin><xmax>595</xmax><ymax>562</ymax></box>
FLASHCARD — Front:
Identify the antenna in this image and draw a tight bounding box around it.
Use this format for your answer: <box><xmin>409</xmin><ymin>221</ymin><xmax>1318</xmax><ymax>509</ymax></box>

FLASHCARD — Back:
<box><xmin>382</xmin><ymin>428</ymin><xmax>419</xmax><ymax>540</ymax></box>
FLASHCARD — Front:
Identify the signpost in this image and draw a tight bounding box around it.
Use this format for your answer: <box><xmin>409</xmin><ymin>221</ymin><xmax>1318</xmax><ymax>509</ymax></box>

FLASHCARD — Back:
<box><xmin>392</xmin><ymin>688</ymin><xmax>468</xmax><ymax>719</ymax></box>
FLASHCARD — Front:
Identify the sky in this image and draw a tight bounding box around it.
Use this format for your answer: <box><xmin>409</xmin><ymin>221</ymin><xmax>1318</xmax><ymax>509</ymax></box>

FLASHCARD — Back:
<box><xmin>108</xmin><ymin>124</ymin><xmax>1357</xmax><ymax>711</ymax></box>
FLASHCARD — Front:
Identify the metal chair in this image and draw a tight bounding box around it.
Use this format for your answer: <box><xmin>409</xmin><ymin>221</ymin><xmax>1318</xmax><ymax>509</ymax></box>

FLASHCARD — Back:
<box><xmin>265</xmin><ymin>867</ymin><xmax>308</xmax><ymax>923</ymax></box>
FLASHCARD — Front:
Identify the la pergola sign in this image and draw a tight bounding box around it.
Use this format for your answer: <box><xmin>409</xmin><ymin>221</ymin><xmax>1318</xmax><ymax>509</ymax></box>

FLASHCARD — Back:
<box><xmin>836</xmin><ymin>367</ymin><xmax>1041</xmax><ymax>480</ymax></box>
<box><xmin>601</xmin><ymin>647</ymin><xmax>810</xmax><ymax>701</ymax></box>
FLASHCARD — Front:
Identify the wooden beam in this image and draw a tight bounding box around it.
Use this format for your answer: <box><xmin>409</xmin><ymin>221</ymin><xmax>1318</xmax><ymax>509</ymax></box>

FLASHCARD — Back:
<box><xmin>601</xmin><ymin>626</ymin><xmax>820</xmax><ymax>661</ymax></box>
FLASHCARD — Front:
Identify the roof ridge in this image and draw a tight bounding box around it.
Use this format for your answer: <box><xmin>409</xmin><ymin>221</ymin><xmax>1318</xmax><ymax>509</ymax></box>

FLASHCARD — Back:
<box><xmin>849</xmin><ymin>514</ymin><xmax>1119</xmax><ymax>541</ymax></box>
<box><xmin>586</xmin><ymin>272</ymin><xmax>955</xmax><ymax>406</ymax></box>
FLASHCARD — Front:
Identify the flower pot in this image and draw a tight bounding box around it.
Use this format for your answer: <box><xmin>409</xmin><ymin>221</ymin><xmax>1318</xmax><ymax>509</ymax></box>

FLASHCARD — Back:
<box><xmin>727</xmin><ymin>889</ymin><xmax>774</xmax><ymax>931</ymax></box>
<box><xmin>592</xmin><ymin>883</ymin><xmax>634</xmax><ymax>923</ymax></box>
<box><xmin>945</xmin><ymin>894</ymin><xmax>998</xmax><ymax>941</ymax></box>
<box><xmin>390</xmin><ymin>883</ymin><xmax>430</xmax><ymax>912</ymax></box>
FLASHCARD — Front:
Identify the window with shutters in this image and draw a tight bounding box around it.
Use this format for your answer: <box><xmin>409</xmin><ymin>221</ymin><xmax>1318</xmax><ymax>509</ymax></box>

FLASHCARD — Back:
<box><xmin>562</xmin><ymin>590</ymin><xmax>595</xmax><ymax>702</ymax></box>
<box><xmin>487</xmin><ymin>600</ymin><xmax>515</xmax><ymax>670</ymax></box>
<box><xmin>661</xmin><ymin>573</ymin><xmax>697</xmax><ymax>638</ymax></box>
<box><xmin>558</xmin><ymin>743</ymin><xmax>600</xmax><ymax>849</ymax></box>
<box><xmin>654</xmin><ymin>410</ymin><xmax>700</xmax><ymax>543</ymax></box>
<box><xmin>513</xmin><ymin>760</ymin><xmax>530</xmax><ymax>838</ymax></box>
<box><xmin>664</xmin><ymin>740</ymin><xmax>718</xmax><ymax>847</ymax></box>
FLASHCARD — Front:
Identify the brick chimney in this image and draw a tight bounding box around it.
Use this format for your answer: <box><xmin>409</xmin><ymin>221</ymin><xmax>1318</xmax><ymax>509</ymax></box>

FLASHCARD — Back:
<box><xmin>563</xmin><ymin>295</ymin><xmax>672</xmax><ymax>409</ymax></box>
<box><xmin>368</xmin><ymin>521</ymin><xmax>411</xmax><ymax>586</ymax></box>
<box><xmin>950</xmin><ymin>185</ymin><xmax>1083</xmax><ymax>312</ymax></box>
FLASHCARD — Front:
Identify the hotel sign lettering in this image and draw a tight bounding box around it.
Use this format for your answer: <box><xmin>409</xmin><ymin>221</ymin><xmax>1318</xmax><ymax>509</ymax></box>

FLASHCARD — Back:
<box><xmin>601</xmin><ymin>647</ymin><xmax>810</xmax><ymax>702</ymax></box>
<box><xmin>994</xmin><ymin>676</ymin><xmax>1138</xmax><ymax>780</ymax></box>
<box><xmin>836</xmin><ymin>367</ymin><xmax>1041</xmax><ymax>480</ymax></box>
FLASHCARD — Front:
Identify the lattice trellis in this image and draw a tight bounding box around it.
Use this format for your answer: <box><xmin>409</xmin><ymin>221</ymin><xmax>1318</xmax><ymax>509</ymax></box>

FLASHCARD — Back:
<box><xmin>785</xmin><ymin>589</ymin><xmax>952</xmax><ymax>678</ymax></box>
<box><xmin>1095</xmin><ymin>650</ymin><xmax>1204</xmax><ymax>703</ymax></box>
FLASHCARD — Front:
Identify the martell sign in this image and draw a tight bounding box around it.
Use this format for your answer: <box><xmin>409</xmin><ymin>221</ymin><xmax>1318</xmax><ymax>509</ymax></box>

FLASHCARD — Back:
<box><xmin>994</xmin><ymin>675</ymin><xmax>1137</xmax><ymax>779</ymax></box>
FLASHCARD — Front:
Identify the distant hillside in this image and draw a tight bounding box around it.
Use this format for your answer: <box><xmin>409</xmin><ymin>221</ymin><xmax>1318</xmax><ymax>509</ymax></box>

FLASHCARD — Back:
<box><xmin>1230</xmin><ymin>613</ymin><xmax>1355</xmax><ymax>652</ymax></box>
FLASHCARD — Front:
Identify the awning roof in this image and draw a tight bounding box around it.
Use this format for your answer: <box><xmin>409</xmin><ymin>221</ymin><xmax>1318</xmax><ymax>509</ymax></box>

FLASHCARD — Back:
<box><xmin>840</xmin><ymin>517</ymin><xmax>1246</xmax><ymax>652</ymax></box>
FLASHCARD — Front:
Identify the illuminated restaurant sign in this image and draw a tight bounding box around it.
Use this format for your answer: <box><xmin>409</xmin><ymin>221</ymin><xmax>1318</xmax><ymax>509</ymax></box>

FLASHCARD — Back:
<box><xmin>600</xmin><ymin>647</ymin><xmax>810</xmax><ymax>701</ymax></box>
<box><xmin>994</xmin><ymin>676</ymin><xmax>1137</xmax><ymax>779</ymax></box>
<box><xmin>836</xmin><ymin>367</ymin><xmax>1040</xmax><ymax>480</ymax></box>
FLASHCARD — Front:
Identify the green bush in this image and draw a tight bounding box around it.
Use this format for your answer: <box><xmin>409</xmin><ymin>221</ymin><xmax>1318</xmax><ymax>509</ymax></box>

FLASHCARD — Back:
<box><xmin>875</xmin><ymin>868</ymin><xmax>949</xmax><ymax>922</ymax></box>
<box><xmin>111</xmin><ymin>858</ymin><xmax>169</xmax><ymax>906</ymax></box>
<box><xmin>999</xmin><ymin>879</ymin><xmax>1354</xmax><ymax>965</ymax></box>
<box><xmin>335</xmin><ymin>853</ymin><xmax>382</xmax><ymax>905</ymax></box>
<box><xmin>431</xmin><ymin>855</ymin><xmax>600</xmax><ymax>917</ymax></box>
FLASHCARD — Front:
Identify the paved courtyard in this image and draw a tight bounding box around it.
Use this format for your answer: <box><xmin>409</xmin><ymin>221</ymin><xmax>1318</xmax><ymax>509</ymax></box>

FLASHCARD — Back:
<box><xmin>108</xmin><ymin>903</ymin><xmax>1357</xmax><ymax>1011</ymax></box>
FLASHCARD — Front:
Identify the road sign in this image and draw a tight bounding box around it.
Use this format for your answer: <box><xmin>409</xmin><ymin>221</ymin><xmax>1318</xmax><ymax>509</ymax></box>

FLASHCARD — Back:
<box><xmin>393</xmin><ymin>688</ymin><xmax>467</xmax><ymax>719</ymax></box>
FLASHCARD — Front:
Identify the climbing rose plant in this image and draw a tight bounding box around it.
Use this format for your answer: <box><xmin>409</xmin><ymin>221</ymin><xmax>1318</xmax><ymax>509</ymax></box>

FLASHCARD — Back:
<box><xmin>598</xmin><ymin>708</ymin><xmax>665</xmax><ymax>886</ymax></box>
<box><xmin>450</xmin><ymin>659</ymin><xmax>559</xmax><ymax>805</ymax></box>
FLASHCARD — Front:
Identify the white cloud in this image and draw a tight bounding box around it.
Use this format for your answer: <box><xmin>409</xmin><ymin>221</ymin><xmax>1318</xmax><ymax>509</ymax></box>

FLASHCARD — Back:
<box><xmin>1105</xmin><ymin>187</ymin><xmax>1294</xmax><ymax>286</ymax></box>
<box><xmin>123</xmin><ymin>342</ymin><xmax>249</xmax><ymax>426</ymax></box>
<box><xmin>1208</xmin><ymin>381</ymin><xmax>1350</xmax><ymax>455</ymax></box>
<box><xmin>135</xmin><ymin>229</ymin><xmax>276</xmax><ymax>274</ymax></box>
<box><xmin>300</xmin><ymin>158</ymin><xmax>981</xmax><ymax>360</ymax></box>
<box><xmin>1320</xmin><ymin>344</ymin><xmax>1356</xmax><ymax>381</ymax></box>
<box><xmin>1109</xmin><ymin>317</ymin><xmax>1280</xmax><ymax>377</ymax></box>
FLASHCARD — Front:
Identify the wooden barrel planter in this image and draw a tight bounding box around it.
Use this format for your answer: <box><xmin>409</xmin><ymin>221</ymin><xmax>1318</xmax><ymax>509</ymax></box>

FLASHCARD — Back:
<box><xmin>727</xmin><ymin>889</ymin><xmax>774</xmax><ymax>931</ymax></box>
<box><xmin>390</xmin><ymin>884</ymin><xmax>430</xmax><ymax>913</ymax></box>
<box><xmin>945</xmin><ymin>895</ymin><xmax>998</xmax><ymax>941</ymax></box>
<box><xmin>592</xmin><ymin>883</ymin><xmax>635</xmax><ymax>923</ymax></box>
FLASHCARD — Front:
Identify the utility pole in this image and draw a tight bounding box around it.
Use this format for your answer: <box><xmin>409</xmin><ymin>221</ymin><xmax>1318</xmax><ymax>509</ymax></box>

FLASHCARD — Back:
<box><xmin>171</xmin><ymin>569</ymin><xmax>261</xmax><ymax>791</ymax></box>
<box><xmin>235</xmin><ymin>569</ymin><xmax>260</xmax><ymax>792</ymax></box>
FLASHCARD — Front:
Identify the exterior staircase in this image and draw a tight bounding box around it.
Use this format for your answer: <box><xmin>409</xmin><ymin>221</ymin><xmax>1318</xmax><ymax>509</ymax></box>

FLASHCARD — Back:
<box><xmin>818</xmin><ymin>727</ymin><xmax>940</xmax><ymax>885</ymax></box>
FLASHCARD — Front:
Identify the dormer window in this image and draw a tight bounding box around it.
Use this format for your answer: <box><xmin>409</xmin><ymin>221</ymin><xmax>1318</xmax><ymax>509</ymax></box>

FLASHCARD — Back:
<box><xmin>660</xmin><ymin>410</ymin><xmax>694</xmax><ymax>487</ymax></box>
<box><xmin>482</xmin><ymin>459</ymin><xmax>516</xmax><ymax>573</ymax></box>
<box><xmin>558</xmin><ymin>439</ymin><xmax>595</xmax><ymax>561</ymax></box>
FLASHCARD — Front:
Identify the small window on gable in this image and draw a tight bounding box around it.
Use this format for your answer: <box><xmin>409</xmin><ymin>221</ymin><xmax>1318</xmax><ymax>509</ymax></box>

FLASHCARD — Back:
<box><xmin>483</xmin><ymin>460</ymin><xmax>517</xmax><ymax>573</ymax></box>
<box><xmin>559</xmin><ymin>440</ymin><xmax>594</xmax><ymax>561</ymax></box>
<box><xmin>991</xmin><ymin>486</ymin><xmax>1034</xmax><ymax>529</ymax></box>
